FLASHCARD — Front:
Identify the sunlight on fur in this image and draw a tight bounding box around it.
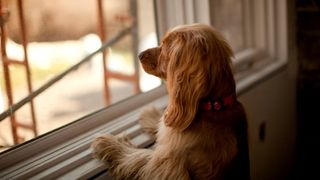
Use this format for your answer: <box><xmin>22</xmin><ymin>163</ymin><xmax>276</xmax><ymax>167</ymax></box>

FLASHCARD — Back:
<box><xmin>91</xmin><ymin>24</ymin><xmax>250</xmax><ymax>180</ymax></box>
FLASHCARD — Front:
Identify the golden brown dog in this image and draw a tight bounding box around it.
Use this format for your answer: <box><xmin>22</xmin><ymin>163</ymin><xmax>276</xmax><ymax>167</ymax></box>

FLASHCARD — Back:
<box><xmin>92</xmin><ymin>24</ymin><xmax>249</xmax><ymax>180</ymax></box>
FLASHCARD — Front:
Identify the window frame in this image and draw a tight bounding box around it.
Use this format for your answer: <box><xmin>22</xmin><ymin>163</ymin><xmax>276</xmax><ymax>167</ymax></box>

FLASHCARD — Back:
<box><xmin>0</xmin><ymin>86</ymin><xmax>168</xmax><ymax>179</ymax></box>
<box><xmin>0</xmin><ymin>0</ymin><xmax>289</xmax><ymax>179</ymax></box>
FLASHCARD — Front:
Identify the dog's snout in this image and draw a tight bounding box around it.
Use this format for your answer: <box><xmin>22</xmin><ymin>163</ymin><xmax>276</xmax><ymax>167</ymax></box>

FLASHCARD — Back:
<box><xmin>138</xmin><ymin>51</ymin><xmax>148</xmax><ymax>60</ymax></box>
<box><xmin>139</xmin><ymin>47</ymin><xmax>159</xmax><ymax>61</ymax></box>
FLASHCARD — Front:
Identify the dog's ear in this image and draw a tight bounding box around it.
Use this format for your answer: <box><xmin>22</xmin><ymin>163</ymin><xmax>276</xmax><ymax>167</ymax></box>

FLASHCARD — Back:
<box><xmin>164</xmin><ymin>27</ymin><xmax>234</xmax><ymax>131</ymax></box>
<box><xmin>164</xmin><ymin>33</ymin><xmax>210</xmax><ymax>131</ymax></box>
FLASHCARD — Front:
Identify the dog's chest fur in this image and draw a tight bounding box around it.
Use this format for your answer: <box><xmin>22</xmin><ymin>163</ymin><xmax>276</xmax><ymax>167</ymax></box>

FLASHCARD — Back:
<box><xmin>155</xmin><ymin>115</ymin><xmax>240</xmax><ymax>179</ymax></box>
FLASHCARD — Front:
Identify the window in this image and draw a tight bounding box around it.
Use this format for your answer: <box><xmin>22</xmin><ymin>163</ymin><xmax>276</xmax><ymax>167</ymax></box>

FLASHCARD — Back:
<box><xmin>0</xmin><ymin>0</ymin><xmax>289</xmax><ymax>179</ymax></box>
<box><xmin>210</xmin><ymin>0</ymin><xmax>246</xmax><ymax>52</ymax></box>
<box><xmin>0</xmin><ymin>0</ymin><xmax>160</xmax><ymax>152</ymax></box>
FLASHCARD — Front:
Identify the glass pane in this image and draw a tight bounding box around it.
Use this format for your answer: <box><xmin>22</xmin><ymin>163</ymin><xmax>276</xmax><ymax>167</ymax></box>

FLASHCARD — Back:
<box><xmin>0</xmin><ymin>0</ymin><xmax>159</xmax><ymax>153</ymax></box>
<box><xmin>210</xmin><ymin>0</ymin><xmax>245</xmax><ymax>52</ymax></box>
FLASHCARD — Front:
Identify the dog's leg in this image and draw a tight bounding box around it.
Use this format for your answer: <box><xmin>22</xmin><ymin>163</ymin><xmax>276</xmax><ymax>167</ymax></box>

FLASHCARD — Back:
<box><xmin>92</xmin><ymin>134</ymin><xmax>153</xmax><ymax>179</ymax></box>
<box><xmin>138</xmin><ymin>106</ymin><xmax>162</xmax><ymax>138</ymax></box>
<box><xmin>92</xmin><ymin>135</ymin><xmax>190</xmax><ymax>180</ymax></box>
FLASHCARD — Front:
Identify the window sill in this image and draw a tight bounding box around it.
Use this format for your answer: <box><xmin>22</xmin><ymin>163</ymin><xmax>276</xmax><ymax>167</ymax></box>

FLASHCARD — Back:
<box><xmin>0</xmin><ymin>58</ymin><xmax>287</xmax><ymax>179</ymax></box>
<box><xmin>0</xmin><ymin>86</ymin><xmax>167</xmax><ymax>179</ymax></box>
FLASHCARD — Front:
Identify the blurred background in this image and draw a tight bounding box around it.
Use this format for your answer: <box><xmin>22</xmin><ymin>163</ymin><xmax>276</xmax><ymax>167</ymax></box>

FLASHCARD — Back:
<box><xmin>0</xmin><ymin>0</ymin><xmax>160</xmax><ymax>151</ymax></box>
<box><xmin>1</xmin><ymin>0</ymin><xmax>320</xmax><ymax>179</ymax></box>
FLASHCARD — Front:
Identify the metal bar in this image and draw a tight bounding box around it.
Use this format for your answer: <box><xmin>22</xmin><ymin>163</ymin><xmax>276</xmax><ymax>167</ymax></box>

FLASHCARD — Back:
<box><xmin>17</xmin><ymin>0</ymin><xmax>38</xmax><ymax>136</ymax></box>
<box><xmin>106</xmin><ymin>71</ymin><xmax>136</xmax><ymax>82</ymax></box>
<box><xmin>130</xmin><ymin>0</ymin><xmax>141</xmax><ymax>93</ymax></box>
<box><xmin>16</xmin><ymin>122</ymin><xmax>34</xmax><ymax>129</ymax></box>
<box><xmin>97</xmin><ymin>0</ymin><xmax>111</xmax><ymax>105</ymax></box>
<box><xmin>0</xmin><ymin>26</ymin><xmax>132</xmax><ymax>122</ymax></box>
<box><xmin>0</xmin><ymin>0</ymin><xmax>19</xmax><ymax>144</ymax></box>
<box><xmin>3</xmin><ymin>58</ymin><xmax>26</xmax><ymax>65</ymax></box>
<box><xmin>0</xmin><ymin>6</ymin><xmax>9</xmax><ymax>26</ymax></box>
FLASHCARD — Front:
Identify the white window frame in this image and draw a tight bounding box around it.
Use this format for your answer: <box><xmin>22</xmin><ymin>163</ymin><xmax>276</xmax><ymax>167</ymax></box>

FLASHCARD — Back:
<box><xmin>0</xmin><ymin>0</ymin><xmax>289</xmax><ymax>179</ymax></box>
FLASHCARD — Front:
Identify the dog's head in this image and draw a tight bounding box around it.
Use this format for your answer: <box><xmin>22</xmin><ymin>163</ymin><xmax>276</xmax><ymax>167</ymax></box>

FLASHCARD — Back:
<box><xmin>139</xmin><ymin>24</ymin><xmax>236</xmax><ymax>131</ymax></box>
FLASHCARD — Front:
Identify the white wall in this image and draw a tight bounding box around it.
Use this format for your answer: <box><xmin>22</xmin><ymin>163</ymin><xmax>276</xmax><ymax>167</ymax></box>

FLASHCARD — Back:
<box><xmin>239</xmin><ymin>68</ymin><xmax>297</xmax><ymax>180</ymax></box>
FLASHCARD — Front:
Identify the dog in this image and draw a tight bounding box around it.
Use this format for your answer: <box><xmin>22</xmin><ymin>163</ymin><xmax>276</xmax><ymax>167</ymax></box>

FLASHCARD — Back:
<box><xmin>91</xmin><ymin>24</ymin><xmax>250</xmax><ymax>180</ymax></box>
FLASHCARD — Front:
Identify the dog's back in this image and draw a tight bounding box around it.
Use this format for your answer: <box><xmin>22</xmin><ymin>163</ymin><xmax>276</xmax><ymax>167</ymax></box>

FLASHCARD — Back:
<box><xmin>222</xmin><ymin>103</ymin><xmax>250</xmax><ymax>180</ymax></box>
<box><xmin>185</xmin><ymin>102</ymin><xmax>250</xmax><ymax>180</ymax></box>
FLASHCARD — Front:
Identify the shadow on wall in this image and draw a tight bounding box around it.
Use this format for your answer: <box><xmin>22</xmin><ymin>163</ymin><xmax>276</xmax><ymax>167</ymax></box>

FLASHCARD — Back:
<box><xmin>296</xmin><ymin>0</ymin><xmax>320</xmax><ymax>179</ymax></box>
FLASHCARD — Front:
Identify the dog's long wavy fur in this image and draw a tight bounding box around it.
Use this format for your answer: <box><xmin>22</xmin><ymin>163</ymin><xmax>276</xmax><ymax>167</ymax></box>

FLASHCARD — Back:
<box><xmin>91</xmin><ymin>24</ymin><xmax>250</xmax><ymax>180</ymax></box>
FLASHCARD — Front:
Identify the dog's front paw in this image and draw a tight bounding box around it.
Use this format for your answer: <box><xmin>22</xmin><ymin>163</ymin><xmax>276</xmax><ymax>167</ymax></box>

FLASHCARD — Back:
<box><xmin>117</xmin><ymin>133</ymin><xmax>136</xmax><ymax>148</ymax></box>
<box><xmin>139</xmin><ymin>106</ymin><xmax>162</xmax><ymax>136</ymax></box>
<box><xmin>91</xmin><ymin>134</ymin><xmax>125</xmax><ymax>166</ymax></box>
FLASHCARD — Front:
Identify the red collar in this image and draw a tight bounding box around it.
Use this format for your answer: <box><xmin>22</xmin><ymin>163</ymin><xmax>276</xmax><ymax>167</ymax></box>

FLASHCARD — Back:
<box><xmin>200</xmin><ymin>94</ymin><xmax>237</xmax><ymax>111</ymax></box>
